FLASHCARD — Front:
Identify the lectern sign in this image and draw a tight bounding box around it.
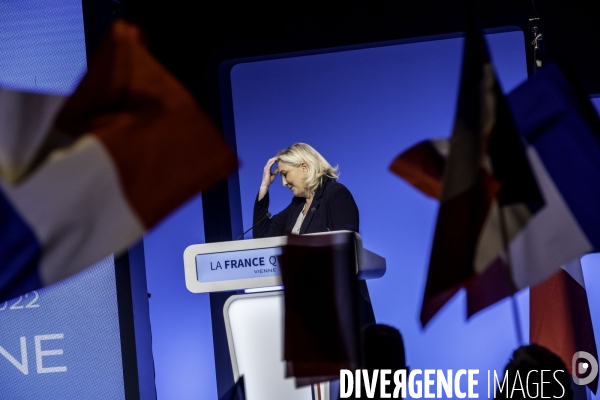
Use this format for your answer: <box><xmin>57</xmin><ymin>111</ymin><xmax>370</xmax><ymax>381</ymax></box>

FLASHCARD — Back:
<box><xmin>196</xmin><ymin>247</ymin><xmax>281</xmax><ymax>283</ymax></box>
<box><xmin>184</xmin><ymin>236</ymin><xmax>288</xmax><ymax>293</ymax></box>
<box><xmin>184</xmin><ymin>231</ymin><xmax>385</xmax><ymax>293</ymax></box>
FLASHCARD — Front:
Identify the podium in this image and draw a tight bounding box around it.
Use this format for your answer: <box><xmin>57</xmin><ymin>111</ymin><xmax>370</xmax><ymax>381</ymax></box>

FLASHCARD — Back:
<box><xmin>183</xmin><ymin>231</ymin><xmax>386</xmax><ymax>400</ymax></box>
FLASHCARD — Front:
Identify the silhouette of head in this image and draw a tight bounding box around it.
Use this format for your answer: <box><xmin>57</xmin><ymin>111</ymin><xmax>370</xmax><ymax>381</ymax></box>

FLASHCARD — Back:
<box><xmin>495</xmin><ymin>344</ymin><xmax>573</xmax><ymax>400</ymax></box>
<box><xmin>362</xmin><ymin>324</ymin><xmax>407</xmax><ymax>371</ymax></box>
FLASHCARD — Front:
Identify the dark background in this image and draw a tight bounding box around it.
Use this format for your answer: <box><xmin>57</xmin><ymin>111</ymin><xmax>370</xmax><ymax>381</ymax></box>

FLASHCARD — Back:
<box><xmin>83</xmin><ymin>0</ymin><xmax>600</xmax><ymax>117</ymax></box>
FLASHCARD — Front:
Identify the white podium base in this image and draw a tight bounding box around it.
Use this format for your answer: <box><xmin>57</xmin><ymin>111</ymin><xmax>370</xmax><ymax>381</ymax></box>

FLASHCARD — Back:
<box><xmin>224</xmin><ymin>292</ymin><xmax>331</xmax><ymax>400</ymax></box>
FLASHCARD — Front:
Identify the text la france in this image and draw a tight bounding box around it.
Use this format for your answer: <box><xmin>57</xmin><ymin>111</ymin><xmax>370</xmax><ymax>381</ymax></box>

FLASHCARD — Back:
<box><xmin>210</xmin><ymin>257</ymin><xmax>265</xmax><ymax>270</ymax></box>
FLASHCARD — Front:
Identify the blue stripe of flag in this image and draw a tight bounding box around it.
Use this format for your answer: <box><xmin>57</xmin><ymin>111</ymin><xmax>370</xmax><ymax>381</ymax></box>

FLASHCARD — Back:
<box><xmin>508</xmin><ymin>63</ymin><xmax>600</xmax><ymax>250</ymax></box>
<box><xmin>0</xmin><ymin>187</ymin><xmax>42</xmax><ymax>302</ymax></box>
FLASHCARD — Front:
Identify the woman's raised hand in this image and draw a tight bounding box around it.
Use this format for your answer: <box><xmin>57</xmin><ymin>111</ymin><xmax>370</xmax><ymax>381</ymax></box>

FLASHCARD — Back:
<box><xmin>258</xmin><ymin>157</ymin><xmax>278</xmax><ymax>200</ymax></box>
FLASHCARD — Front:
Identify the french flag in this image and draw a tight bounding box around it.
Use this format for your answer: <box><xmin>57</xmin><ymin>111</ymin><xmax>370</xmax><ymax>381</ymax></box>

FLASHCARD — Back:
<box><xmin>0</xmin><ymin>21</ymin><xmax>238</xmax><ymax>301</ymax></box>
<box><xmin>509</xmin><ymin>63</ymin><xmax>599</xmax><ymax>393</ymax></box>
<box><xmin>391</xmin><ymin>62</ymin><xmax>599</xmax><ymax>391</ymax></box>
<box><xmin>391</xmin><ymin>21</ymin><xmax>545</xmax><ymax>327</ymax></box>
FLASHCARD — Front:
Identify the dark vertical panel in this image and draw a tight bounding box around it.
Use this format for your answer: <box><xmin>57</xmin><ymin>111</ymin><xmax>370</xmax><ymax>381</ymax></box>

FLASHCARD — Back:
<box><xmin>202</xmin><ymin>181</ymin><xmax>235</xmax><ymax>243</ymax></box>
<box><xmin>81</xmin><ymin>0</ymin><xmax>121</xmax><ymax>59</ymax></box>
<box><xmin>128</xmin><ymin>242</ymin><xmax>158</xmax><ymax>400</ymax></box>
<box><xmin>115</xmin><ymin>252</ymin><xmax>141</xmax><ymax>400</ymax></box>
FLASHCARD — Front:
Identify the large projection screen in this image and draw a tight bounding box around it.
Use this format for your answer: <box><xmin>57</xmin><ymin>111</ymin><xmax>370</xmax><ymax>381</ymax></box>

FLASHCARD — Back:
<box><xmin>0</xmin><ymin>1</ymin><xmax>128</xmax><ymax>398</ymax></box>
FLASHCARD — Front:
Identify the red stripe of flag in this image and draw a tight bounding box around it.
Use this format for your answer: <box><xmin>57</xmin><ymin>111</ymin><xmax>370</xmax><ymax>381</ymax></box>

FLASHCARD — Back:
<box><xmin>56</xmin><ymin>20</ymin><xmax>237</xmax><ymax>227</ymax></box>
<box><xmin>531</xmin><ymin>267</ymin><xmax>598</xmax><ymax>393</ymax></box>
<box><xmin>389</xmin><ymin>140</ymin><xmax>445</xmax><ymax>200</ymax></box>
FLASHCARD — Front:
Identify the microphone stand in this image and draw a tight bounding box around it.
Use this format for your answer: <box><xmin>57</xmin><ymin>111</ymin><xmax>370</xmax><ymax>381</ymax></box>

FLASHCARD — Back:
<box><xmin>235</xmin><ymin>212</ymin><xmax>271</xmax><ymax>240</ymax></box>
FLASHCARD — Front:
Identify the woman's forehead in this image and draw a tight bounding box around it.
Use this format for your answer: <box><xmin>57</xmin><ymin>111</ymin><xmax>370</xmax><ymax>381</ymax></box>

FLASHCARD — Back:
<box><xmin>278</xmin><ymin>161</ymin><xmax>293</xmax><ymax>170</ymax></box>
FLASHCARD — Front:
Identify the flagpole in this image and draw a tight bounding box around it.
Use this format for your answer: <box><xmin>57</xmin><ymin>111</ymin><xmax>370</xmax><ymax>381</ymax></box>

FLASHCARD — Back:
<box><xmin>497</xmin><ymin>204</ymin><xmax>524</xmax><ymax>347</ymax></box>
<box><xmin>509</xmin><ymin>289</ymin><xmax>524</xmax><ymax>347</ymax></box>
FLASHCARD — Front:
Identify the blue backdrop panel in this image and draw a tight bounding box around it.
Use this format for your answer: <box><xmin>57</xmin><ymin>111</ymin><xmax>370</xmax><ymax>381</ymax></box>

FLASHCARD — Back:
<box><xmin>583</xmin><ymin>253</ymin><xmax>600</xmax><ymax>377</ymax></box>
<box><xmin>0</xmin><ymin>0</ymin><xmax>86</xmax><ymax>95</ymax></box>
<box><xmin>143</xmin><ymin>195</ymin><xmax>218</xmax><ymax>400</ymax></box>
<box><xmin>230</xmin><ymin>30</ymin><xmax>531</xmax><ymax>397</ymax></box>
<box><xmin>0</xmin><ymin>258</ymin><xmax>125</xmax><ymax>399</ymax></box>
<box><xmin>592</xmin><ymin>97</ymin><xmax>600</xmax><ymax>115</ymax></box>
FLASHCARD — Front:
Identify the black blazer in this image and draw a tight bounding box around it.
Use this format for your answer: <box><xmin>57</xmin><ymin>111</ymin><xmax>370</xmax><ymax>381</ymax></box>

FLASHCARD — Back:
<box><xmin>253</xmin><ymin>177</ymin><xmax>376</xmax><ymax>326</ymax></box>
<box><xmin>253</xmin><ymin>178</ymin><xmax>359</xmax><ymax>238</ymax></box>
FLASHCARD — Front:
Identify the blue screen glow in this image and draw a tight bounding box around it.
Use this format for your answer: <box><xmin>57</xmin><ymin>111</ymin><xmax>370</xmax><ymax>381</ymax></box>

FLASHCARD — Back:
<box><xmin>0</xmin><ymin>258</ymin><xmax>125</xmax><ymax>399</ymax></box>
<box><xmin>0</xmin><ymin>1</ymin><xmax>86</xmax><ymax>95</ymax></box>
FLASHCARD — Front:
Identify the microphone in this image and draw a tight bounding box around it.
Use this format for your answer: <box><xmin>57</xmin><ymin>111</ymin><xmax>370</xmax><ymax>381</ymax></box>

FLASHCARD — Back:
<box><xmin>235</xmin><ymin>212</ymin><xmax>272</xmax><ymax>240</ymax></box>
<box><xmin>311</xmin><ymin>208</ymin><xmax>330</xmax><ymax>232</ymax></box>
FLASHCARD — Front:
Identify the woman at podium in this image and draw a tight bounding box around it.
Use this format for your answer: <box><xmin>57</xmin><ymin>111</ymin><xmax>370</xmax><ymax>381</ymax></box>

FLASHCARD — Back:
<box><xmin>253</xmin><ymin>143</ymin><xmax>359</xmax><ymax>236</ymax></box>
<box><xmin>252</xmin><ymin>143</ymin><xmax>375</xmax><ymax>325</ymax></box>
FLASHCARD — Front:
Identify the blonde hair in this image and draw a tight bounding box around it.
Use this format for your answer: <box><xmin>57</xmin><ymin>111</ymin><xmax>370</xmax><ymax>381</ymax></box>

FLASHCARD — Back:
<box><xmin>276</xmin><ymin>143</ymin><xmax>339</xmax><ymax>195</ymax></box>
